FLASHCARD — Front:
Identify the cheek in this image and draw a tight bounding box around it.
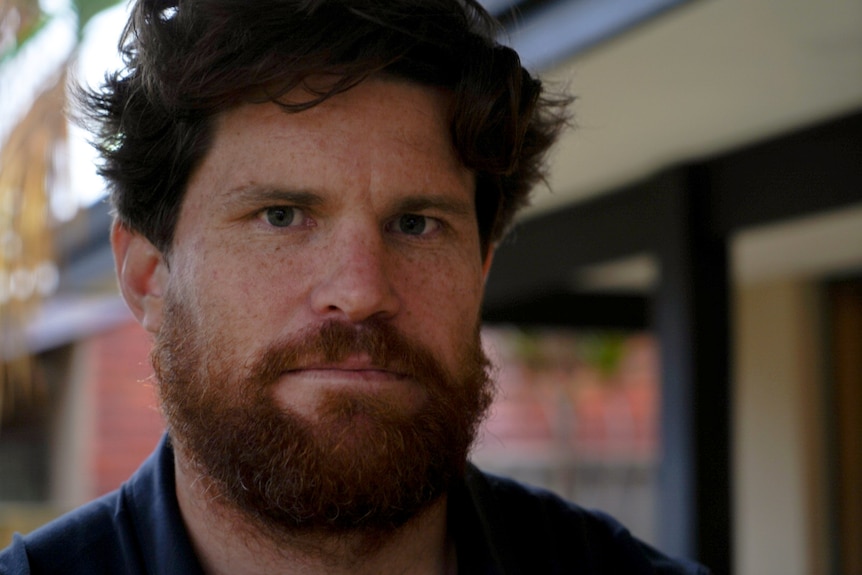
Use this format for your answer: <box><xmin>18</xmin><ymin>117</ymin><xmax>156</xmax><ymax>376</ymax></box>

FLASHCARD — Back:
<box><xmin>171</xmin><ymin>241</ymin><xmax>311</xmax><ymax>334</ymax></box>
<box><xmin>395</xmin><ymin>254</ymin><xmax>485</xmax><ymax>351</ymax></box>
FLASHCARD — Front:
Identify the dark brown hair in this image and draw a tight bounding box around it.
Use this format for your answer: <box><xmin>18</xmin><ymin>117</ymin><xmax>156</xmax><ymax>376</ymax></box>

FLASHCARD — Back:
<box><xmin>78</xmin><ymin>0</ymin><xmax>571</xmax><ymax>255</ymax></box>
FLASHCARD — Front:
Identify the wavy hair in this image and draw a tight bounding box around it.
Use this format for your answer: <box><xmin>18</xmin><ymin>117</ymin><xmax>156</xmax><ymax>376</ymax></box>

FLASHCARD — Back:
<box><xmin>77</xmin><ymin>0</ymin><xmax>571</xmax><ymax>255</ymax></box>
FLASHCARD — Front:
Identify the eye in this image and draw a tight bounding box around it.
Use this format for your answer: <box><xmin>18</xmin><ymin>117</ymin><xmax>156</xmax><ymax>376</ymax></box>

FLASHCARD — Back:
<box><xmin>262</xmin><ymin>206</ymin><xmax>301</xmax><ymax>228</ymax></box>
<box><xmin>394</xmin><ymin>214</ymin><xmax>438</xmax><ymax>236</ymax></box>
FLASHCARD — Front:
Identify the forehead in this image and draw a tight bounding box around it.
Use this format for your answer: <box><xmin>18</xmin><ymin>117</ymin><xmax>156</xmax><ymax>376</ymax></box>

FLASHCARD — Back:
<box><xmin>188</xmin><ymin>78</ymin><xmax>472</xmax><ymax>204</ymax></box>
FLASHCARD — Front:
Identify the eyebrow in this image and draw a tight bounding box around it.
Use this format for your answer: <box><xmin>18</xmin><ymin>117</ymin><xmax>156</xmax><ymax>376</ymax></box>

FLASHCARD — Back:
<box><xmin>395</xmin><ymin>195</ymin><xmax>473</xmax><ymax>218</ymax></box>
<box><xmin>222</xmin><ymin>184</ymin><xmax>473</xmax><ymax>217</ymax></box>
<box><xmin>222</xmin><ymin>184</ymin><xmax>325</xmax><ymax>209</ymax></box>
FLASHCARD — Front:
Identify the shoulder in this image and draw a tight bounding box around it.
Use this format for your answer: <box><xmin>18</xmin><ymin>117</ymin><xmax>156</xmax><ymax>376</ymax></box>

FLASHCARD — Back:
<box><xmin>464</xmin><ymin>465</ymin><xmax>710</xmax><ymax>574</ymax></box>
<box><xmin>0</xmin><ymin>490</ymin><xmax>141</xmax><ymax>575</ymax></box>
<box><xmin>1</xmin><ymin>436</ymin><xmax>200</xmax><ymax>575</ymax></box>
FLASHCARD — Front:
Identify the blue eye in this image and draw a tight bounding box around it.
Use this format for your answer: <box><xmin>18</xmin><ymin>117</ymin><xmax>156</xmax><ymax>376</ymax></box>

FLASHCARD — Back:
<box><xmin>264</xmin><ymin>207</ymin><xmax>296</xmax><ymax>227</ymax></box>
<box><xmin>397</xmin><ymin>214</ymin><xmax>428</xmax><ymax>235</ymax></box>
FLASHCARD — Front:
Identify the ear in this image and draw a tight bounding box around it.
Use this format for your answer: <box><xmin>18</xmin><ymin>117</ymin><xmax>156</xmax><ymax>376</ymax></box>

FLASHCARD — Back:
<box><xmin>111</xmin><ymin>221</ymin><xmax>169</xmax><ymax>334</ymax></box>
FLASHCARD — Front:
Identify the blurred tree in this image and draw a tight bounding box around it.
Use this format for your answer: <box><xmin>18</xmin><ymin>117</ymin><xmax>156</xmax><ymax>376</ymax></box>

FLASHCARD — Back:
<box><xmin>73</xmin><ymin>0</ymin><xmax>120</xmax><ymax>37</ymax></box>
<box><xmin>0</xmin><ymin>0</ymin><xmax>44</xmax><ymax>63</ymax></box>
<box><xmin>0</xmin><ymin>0</ymin><xmax>120</xmax><ymax>423</ymax></box>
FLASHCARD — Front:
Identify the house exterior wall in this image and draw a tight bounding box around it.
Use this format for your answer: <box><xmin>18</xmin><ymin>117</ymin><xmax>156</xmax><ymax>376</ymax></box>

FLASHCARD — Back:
<box><xmin>89</xmin><ymin>319</ymin><xmax>164</xmax><ymax>497</ymax></box>
<box><xmin>50</xmin><ymin>318</ymin><xmax>163</xmax><ymax>507</ymax></box>
<box><xmin>49</xmin><ymin>334</ymin><xmax>93</xmax><ymax>508</ymax></box>
<box><xmin>734</xmin><ymin>280</ymin><xmax>829</xmax><ymax>575</ymax></box>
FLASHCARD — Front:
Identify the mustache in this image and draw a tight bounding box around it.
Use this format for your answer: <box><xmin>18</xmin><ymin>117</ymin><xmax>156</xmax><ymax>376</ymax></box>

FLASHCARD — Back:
<box><xmin>246</xmin><ymin>319</ymin><xmax>455</xmax><ymax>390</ymax></box>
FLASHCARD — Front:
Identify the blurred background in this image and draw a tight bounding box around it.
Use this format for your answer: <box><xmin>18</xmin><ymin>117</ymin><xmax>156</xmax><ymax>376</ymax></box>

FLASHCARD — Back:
<box><xmin>1</xmin><ymin>0</ymin><xmax>860</xmax><ymax>574</ymax></box>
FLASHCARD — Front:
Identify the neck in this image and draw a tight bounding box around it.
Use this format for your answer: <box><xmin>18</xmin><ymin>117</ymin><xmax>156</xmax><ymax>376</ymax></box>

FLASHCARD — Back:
<box><xmin>174</xmin><ymin>452</ymin><xmax>457</xmax><ymax>575</ymax></box>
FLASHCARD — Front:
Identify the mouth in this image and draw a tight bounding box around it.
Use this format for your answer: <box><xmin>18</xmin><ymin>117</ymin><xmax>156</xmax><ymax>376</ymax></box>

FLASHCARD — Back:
<box><xmin>278</xmin><ymin>354</ymin><xmax>415</xmax><ymax>390</ymax></box>
<box><xmin>271</xmin><ymin>357</ymin><xmax>424</xmax><ymax>415</ymax></box>
<box><xmin>284</xmin><ymin>366</ymin><xmax>402</xmax><ymax>383</ymax></box>
<box><xmin>286</xmin><ymin>355</ymin><xmax>403</xmax><ymax>379</ymax></box>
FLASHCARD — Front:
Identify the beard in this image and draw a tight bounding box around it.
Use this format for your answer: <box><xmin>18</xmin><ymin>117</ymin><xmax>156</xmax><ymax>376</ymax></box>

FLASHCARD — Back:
<box><xmin>151</xmin><ymin>293</ymin><xmax>494</xmax><ymax>544</ymax></box>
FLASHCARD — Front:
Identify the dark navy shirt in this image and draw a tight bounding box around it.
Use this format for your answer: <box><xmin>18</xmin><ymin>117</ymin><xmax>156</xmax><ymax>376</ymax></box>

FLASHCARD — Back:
<box><xmin>1</xmin><ymin>435</ymin><xmax>709</xmax><ymax>574</ymax></box>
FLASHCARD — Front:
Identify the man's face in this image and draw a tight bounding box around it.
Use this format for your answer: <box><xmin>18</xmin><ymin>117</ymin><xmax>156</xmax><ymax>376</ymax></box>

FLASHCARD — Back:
<box><xmin>138</xmin><ymin>78</ymin><xmax>495</xmax><ymax>537</ymax></box>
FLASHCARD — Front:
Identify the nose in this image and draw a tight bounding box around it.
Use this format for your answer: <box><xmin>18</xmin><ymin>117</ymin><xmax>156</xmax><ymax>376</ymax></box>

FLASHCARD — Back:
<box><xmin>308</xmin><ymin>225</ymin><xmax>400</xmax><ymax>323</ymax></box>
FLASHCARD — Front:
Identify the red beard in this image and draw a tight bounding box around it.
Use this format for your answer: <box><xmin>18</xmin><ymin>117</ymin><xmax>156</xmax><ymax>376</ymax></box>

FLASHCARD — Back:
<box><xmin>152</xmin><ymin>295</ymin><xmax>493</xmax><ymax>541</ymax></box>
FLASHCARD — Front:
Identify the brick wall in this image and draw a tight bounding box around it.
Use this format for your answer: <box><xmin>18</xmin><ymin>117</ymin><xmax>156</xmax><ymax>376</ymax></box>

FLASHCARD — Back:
<box><xmin>84</xmin><ymin>319</ymin><xmax>165</xmax><ymax>497</ymax></box>
<box><xmin>477</xmin><ymin>331</ymin><xmax>658</xmax><ymax>460</ymax></box>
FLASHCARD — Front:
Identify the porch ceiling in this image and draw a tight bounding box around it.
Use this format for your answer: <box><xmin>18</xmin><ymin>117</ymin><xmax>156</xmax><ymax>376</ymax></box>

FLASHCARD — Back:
<box><xmin>526</xmin><ymin>0</ymin><xmax>862</xmax><ymax>217</ymax></box>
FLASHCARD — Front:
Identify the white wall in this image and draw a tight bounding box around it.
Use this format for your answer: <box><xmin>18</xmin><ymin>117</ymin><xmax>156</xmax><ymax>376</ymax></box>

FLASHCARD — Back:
<box><xmin>49</xmin><ymin>342</ymin><xmax>94</xmax><ymax>508</ymax></box>
<box><xmin>733</xmin><ymin>280</ymin><xmax>830</xmax><ymax>575</ymax></box>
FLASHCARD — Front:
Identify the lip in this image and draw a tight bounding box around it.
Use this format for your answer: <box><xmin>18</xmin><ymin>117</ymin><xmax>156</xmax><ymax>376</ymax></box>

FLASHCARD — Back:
<box><xmin>285</xmin><ymin>367</ymin><xmax>401</xmax><ymax>381</ymax></box>
<box><xmin>292</xmin><ymin>355</ymin><xmax>383</xmax><ymax>371</ymax></box>
<box><xmin>272</xmin><ymin>357</ymin><xmax>424</xmax><ymax>411</ymax></box>
<box><xmin>282</xmin><ymin>356</ymin><xmax>406</xmax><ymax>383</ymax></box>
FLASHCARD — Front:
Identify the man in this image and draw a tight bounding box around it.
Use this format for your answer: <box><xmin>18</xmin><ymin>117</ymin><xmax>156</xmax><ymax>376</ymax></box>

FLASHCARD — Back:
<box><xmin>1</xmin><ymin>0</ymin><xmax>708</xmax><ymax>573</ymax></box>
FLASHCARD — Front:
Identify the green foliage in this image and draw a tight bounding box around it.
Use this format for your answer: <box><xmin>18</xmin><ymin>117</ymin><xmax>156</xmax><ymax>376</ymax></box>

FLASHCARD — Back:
<box><xmin>579</xmin><ymin>332</ymin><xmax>627</xmax><ymax>379</ymax></box>
<box><xmin>1</xmin><ymin>0</ymin><xmax>120</xmax><ymax>63</ymax></box>
<box><xmin>507</xmin><ymin>328</ymin><xmax>629</xmax><ymax>380</ymax></box>
<box><xmin>72</xmin><ymin>0</ymin><xmax>122</xmax><ymax>37</ymax></box>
